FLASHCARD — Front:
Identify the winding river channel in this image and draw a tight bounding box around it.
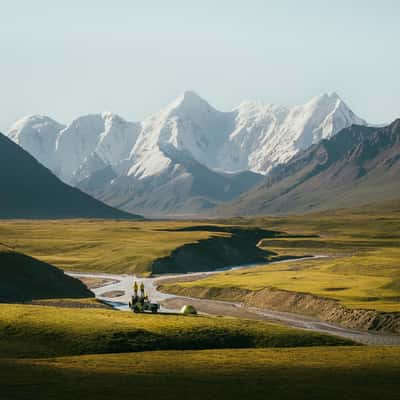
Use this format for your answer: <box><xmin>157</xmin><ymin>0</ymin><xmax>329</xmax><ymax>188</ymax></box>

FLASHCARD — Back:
<box><xmin>68</xmin><ymin>256</ymin><xmax>400</xmax><ymax>346</ymax></box>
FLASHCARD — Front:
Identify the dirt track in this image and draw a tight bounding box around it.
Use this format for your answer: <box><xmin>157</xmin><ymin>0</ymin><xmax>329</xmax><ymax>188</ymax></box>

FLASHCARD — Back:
<box><xmin>160</xmin><ymin>296</ymin><xmax>400</xmax><ymax>346</ymax></box>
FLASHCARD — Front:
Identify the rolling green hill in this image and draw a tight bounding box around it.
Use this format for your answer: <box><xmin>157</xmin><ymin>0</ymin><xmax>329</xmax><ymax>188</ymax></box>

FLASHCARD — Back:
<box><xmin>0</xmin><ymin>303</ymin><xmax>353</xmax><ymax>359</ymax></box>
<box><xmin>0</xmin><ymin>246</ymin><xmax>93</xmax><ymax>302</ymax></box>
<box><xmin>2</xmin><ymin>347</ymin><xmax>399</xmax><ymax>400</ymax></box>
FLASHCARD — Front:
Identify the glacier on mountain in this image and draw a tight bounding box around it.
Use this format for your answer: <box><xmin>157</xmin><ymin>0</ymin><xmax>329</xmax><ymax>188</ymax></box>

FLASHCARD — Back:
<box><xmin>7</xmin><ymin>90</ymin><xmax>366</xmax><ymax>189</ymax></box>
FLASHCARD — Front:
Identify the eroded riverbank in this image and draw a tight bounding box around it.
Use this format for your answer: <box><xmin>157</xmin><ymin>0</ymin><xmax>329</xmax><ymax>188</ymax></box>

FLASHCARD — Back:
<box><xmin>68</xmin><ymin>256</ymin><xmax>400</xmax><ymax>345</ymax></box>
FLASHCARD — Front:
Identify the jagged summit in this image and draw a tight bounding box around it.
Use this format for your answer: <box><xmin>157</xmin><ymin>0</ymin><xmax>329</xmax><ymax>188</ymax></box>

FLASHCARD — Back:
<box><xmin>8</xmin><ymin>92</ymin><xmax>366</xmax><ymax>182</ymax></box>
<box><xmin>305</xmin><ymin>92</ymin><xmax>347</xmax><ymax>112</ymax></box>
<box><xmin>8</xmin><ymin>114</ymin><xmax>64</xmax><ymax>142</ymax></box>
<box><xmin>6</xmin><ymin>91</ymin><xmax>367</xmax><ymax>215</ymax></box>
<box><xmin>312</xmin><ymin>91</ymin><xmax>341</xmax><ymax>101</ymax></box>
<box><xmin>216</xmin><ymin>119</ymin><xmax>400</xmax><ymax>216</ymax></box>
<box><xmin>8</xmin><ymin>115</ymin><xmax>65</xmax><ymax>170</ymax></box>
<box><xmin>162</xmin><ymin>90</ymin><xmax>217</xmax><ymax>119</ymax></box>
<box><xmin>180</xmin><ymin>90</ymin><xmax>206</xmax><ymax>103</ymax></box>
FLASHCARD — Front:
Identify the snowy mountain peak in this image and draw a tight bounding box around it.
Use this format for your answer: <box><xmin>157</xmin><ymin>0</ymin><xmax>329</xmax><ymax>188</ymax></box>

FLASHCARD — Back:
<box><xmin>61</xmin><ymin>114</ymin><xmax>104</xmax><ymax>135</ymax></box>
<box><xmin>179</xmin><ymin>90</ymin><xmax>207</xmax><ymax>105</ymax></box>
<box><xmin>165</xmin><ymin>90</ymin><xmax>216</xmax><ymax>117</ymax></box>
<box><xmin>8</xmin><ymin>114</ymin><xmax>64</xmax><ymax>142</ymax></box>
<box><xmin>305</xmin><ymin>91</ymin><xmax>343</xmax><ymax>109</ymax></box>
<box><xmin>54</xmin><ymin>113</ymin><xmax>140</xmax><ymax>184</ymax></box>
<box><xmin>235</xmin><ymin>100</ymin><xmax>289</xmax><ymax>121</ymax></box>
<box><xmin>304</xmin><ymin>92</ymin><xmax>361</xmax><ymax>122</ymax></box>
<box><xmin>326</xmin><ymin>91</ymin><xmax>340</xmax><ymax>98</ymax></box>
<box><xmin>319</xmin><ymin>91</ymin><xmax>340</xmax><ymax>99</ymax></box>
<box><xmin>182</xmin><ymin>89</ymin><xmax>204</xmax><ymax>101</ymax></box>
<box><xmin>6</xmin><ymin>91</ymin><xmax>367</xmax><ymax>187</ymax></box>
<box><xmin>7</xmin><ymin>115</ymin><xmax>65</xmax><ymax>169</ymax></box>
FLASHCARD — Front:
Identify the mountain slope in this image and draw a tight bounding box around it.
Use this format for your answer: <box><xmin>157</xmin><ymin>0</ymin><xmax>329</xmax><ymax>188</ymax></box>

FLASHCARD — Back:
<box><xmin>0</xmin><ymin>245</ymin><xmax>93</xmax><ymax>302</ymax></box>
<box><xmin>79</xmin><ymin>148</ymin><xmax>264</xmax><ymax>216</ymax></box>
<box><xmin>7</xmin><ymin>92</ymin><xmax>365</xmax><ymax>181</ymax></box>
<box><xmin>226</xmin><ymin>92</ymin><xmax>366</xmax><ymax>174</ymax></box>
<box><xmin>120</xmin><ymin>91</ymin><xmax>366</xmax><ymax>179</ymax></box>
<box><xmin>7</xmin><ymin>115</ymin><xmax>65</xmax><ymax>172</ymax></box>
<box><xmin>216</xmin><ymin>120</ymin><xmax>400</xmax><ymax>216</ymax></box>
<box><xmin>7</xmin><ymin>91</ymin><xmax>366</xmax><ymax>216</ymax></box>
<box><xmin>55</xmin><ymin>113</ymin><xmax>140</xmax><ymax>184</ymax></box>
<box><xmin>0</xmin><ymin>132</ymin><xmax>142</xmax><ymax>219</ymax></box>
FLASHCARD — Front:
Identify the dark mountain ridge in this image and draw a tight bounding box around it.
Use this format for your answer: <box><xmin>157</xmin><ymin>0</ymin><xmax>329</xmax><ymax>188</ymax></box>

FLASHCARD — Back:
<box><xmin>0</xmin><ymin>132</ymin><xmax>142</xmax><ymax>219</ymax></box>
<box><xmin>215</xmin><ymin>119</ymin><xmax>400</xmax><ymax>216</ymax></box>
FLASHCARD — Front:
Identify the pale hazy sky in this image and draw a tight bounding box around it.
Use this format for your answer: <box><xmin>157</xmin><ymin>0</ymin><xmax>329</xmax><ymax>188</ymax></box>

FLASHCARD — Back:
<box><xmin>1</xmin><ymin>0</ymin><xmax>399</xmax><ymax>131</ymax></box>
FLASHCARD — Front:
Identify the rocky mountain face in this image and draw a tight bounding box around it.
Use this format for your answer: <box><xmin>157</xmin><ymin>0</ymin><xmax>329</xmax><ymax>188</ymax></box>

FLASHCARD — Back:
<box><xmin>0</xmin><ymin>132</ymin><xmax>141</xmax><ymax>219</ymax></box>
<box><xmin>216</xmin><ymin>120</ymin><xmax>400</xmax><ymax>216</ymax></box>
<box><xmin>7</xmin><ymin>91</ymin><xmax>366</xmax><ymax>216</ymax></box>
<box><xmin>79</xmin><ymin>151</ymin><xmax>265</xmax><ymax>216</ymax></box>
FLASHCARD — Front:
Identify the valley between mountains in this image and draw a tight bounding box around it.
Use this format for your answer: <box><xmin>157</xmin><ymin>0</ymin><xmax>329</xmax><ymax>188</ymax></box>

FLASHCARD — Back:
<box><xmin>2</xmin><ymin>3</ymin><xmax>400</xmax><ymax>399</ymax></box>
<box><xmin>1</xmin><ymin>91</ymin><xmax>400</xmax><ymax>400</ymax></box>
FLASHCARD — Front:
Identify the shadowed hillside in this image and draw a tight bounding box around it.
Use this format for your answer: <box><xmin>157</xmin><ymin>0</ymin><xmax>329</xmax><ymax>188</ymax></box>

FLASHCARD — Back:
<box><xmin>216</xmin><ymin>120</ymin><xmax>400</xmax><ymax>216</ymax></box>
<box><xmin>0</xmin><ymin>132</ymin><xmax>142</xmax><ymax>219</ymax></box>
<box><xmin>0</xmin><ymin>247</ymin><xmax>93</xmax><ymax>302</ymax></box>
<box><xmin>151</xmin><ymin>226</ymin><xmax>304</xmax><ymax>274</ymax></box>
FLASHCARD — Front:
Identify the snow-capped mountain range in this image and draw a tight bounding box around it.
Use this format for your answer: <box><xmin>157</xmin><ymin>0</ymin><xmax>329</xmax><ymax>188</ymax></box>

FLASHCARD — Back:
<box><xmin>7</xmin><ymin>91</ymin><xmax>367</xmax><ymax>216</ymax></box>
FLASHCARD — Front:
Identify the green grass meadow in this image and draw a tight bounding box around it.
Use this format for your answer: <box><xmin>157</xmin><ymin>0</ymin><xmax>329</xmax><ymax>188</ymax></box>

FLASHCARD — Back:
<box><xmin>0</xmin><ymin>303</ymin><xmax>399</xmax><ymax>400</ymax></box>
<box><xmin>0</xmin><ymin>200</ymin><xmax>399</xmax><ymax>399</ymax></box>
<box><xmin>1</xmin><ymin>347</ymin><xmax>400</xmax><ymax>400</ymax></box>
<box><xmin>173</xmin><ymin>200</ymin><xmax>400</xmax><ymax>311</ymax></box>
<box><xmin>0</xmin><ymin>303</ymin><xmax>352</xmax><ymax>359</ymax></box>
<box><xmin>0</xmin><ymin>220</ymin><xmax>224</xmax><ymax>274</ymax></box>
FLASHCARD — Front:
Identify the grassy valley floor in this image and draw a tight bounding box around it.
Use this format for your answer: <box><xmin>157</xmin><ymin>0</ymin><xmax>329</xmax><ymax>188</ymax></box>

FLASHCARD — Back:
<box><xmin>1</xmin><ymin>200</ymin><xmax>399</xmax><ymax>398</ymax></box>
<box><xmin>0</xmin><ymin>221</ymin><xmax>284</xmax><ymax>275</ymax></box>
<box><xmin>0</xmin><ymin>303</ymin><xmax>352</xmax><ymax>359</ymax></box>
<box><xmin>0</xmin><ymin>220</ymin><xmax>219</xmax><ymax>274</ymax></box>
<box><xmin>0</xmin><ymin>303</ymin><xmax>398</xmax><ymax>400</ymax></box>
<box><xmin>1</xmin><ymin>347</ymin><xmax>400</xmax><ymax>400</ymax></box>
<box><xmin>162</xmin><ymin>200</ymin><xmax>400</xmax><ymax>314</ymax></box>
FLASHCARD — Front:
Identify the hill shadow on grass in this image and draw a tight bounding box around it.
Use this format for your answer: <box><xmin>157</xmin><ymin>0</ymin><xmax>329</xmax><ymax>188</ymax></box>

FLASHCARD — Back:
<box><xmin>0</xmin><ymin>251</ymin><xmax>93</xmax><ymax>302</ymax></box>
<box><xmin>151</xmin><ymin>226</ymin><xmax>315</xmax><ymax>274</ymax></box>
